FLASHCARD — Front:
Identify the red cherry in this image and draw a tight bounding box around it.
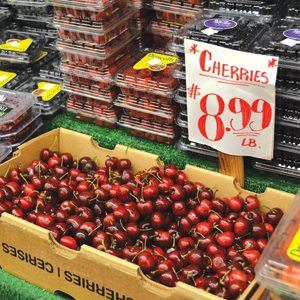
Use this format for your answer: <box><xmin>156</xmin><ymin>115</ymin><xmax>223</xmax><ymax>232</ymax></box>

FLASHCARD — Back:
<box><xmin>160</xmin><ymin>164</ymin><xmax>179</xmax><ymax>180</ymax></box>
<box><xmin>234</xmin><ymin>217</ymin><xmax>250</xmax><ymax>236</ymax></box>
<box><xmin>169</xmin><ymin>185</ymin><xmax>185</xmax><ymax>201</ymax></box>
<box><xmin>178</xmin><ymin>237</ymin><xmax>195</xmax><ymax>251</ymax></box>
<box><xmin>172</xmin><ymin>201</ymin><xmax>187</xmax><ymax>216</ymax></box>
<box><xmin>195</xmin><ymin>222</ymin><xmax>212</xmax><ymax>236</ymax></box>
<box><xmin>251</xmin><ymin>222</ymin><xmax>267</xmax><ymax>239</ymax></box>
<box><xmin>159</xmin><ymin>270</ymin><xmax>177</xmax><ymax>287</ymax></box>
<box><xmin>137</xmin><ymin>200</ymin><xmax>155</xmax><ymax>216</ymax></box>
<box><xmin>11</xmin><ymin>207</ymin><xmax>24</xmax><ymax>218</ymax></box>
<box><xmin>216</xmin><ymin>231</ymin><xmax>235</xmax><ymax>248</ymax></box>
<box><xmin>243</xmin><ymin>249</ymin><xmax>260</xmax><ymax>266</ymax></box>
<box><xmin>266</xmin><ymin>208</ymin><xmax>283</xmax><ymax>226</ymax></box>
<box><xmin>256</xmin><ymin>238</ymin><xmax>268</xmax><ymax>252</ymax></box>
<box><xmin>6</xmin><ymin>181</ymin><xmax>21</xmax><ymax>196</ymax></box>
<box><xmin>244</xmin><ymin>195</ymin><xmax>260</xmax><ymax>211</ymax></box>
<box><xmin>36</xmin><ymin>214</ymin><xmax>55</xmax><ymax>229</ymax></box>
<box><xmin>60</xmin><ymin>236</ymin><xmax>78</xmax><ymax>250</ymax></box>
<box><xmin>137</xmin><ymin>252</ymin><xmax>156</xmax><ymax>272</ymax></box>
<box><xmin>228</xmin><ymin>196</ymin><xmax>243</xmax><ymax>212</ymax></box>
<box><xmin>48</xmin><ymin>156</ymin><xmax>61</xmax><ymax>168</ymax></box>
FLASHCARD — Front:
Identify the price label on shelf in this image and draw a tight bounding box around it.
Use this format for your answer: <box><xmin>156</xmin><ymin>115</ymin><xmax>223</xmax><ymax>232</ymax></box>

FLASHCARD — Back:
<box><xmin>184</xmin><ymin>40</ymin><xmax>279</xmax><ymax>160</ymax></box>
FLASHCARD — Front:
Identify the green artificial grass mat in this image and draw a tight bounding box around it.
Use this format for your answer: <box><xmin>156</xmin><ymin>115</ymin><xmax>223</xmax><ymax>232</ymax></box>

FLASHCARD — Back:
<box><xmin>0</xmin><ymin>111</ymin><xmax>299</xmax><ymax>300</ymax></box>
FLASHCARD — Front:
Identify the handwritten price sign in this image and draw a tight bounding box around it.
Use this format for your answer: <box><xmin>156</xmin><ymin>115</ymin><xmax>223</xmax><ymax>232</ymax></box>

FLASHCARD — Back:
<box><xmin>184</xmin><ymin>40</ymin><xmax>279</xmax><ymax>160</ymax></box>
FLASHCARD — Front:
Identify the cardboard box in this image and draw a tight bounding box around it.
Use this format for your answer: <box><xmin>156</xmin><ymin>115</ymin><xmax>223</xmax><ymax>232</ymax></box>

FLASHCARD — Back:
<box><xmin>0</xmin><ymin>128</ymin><xmax>295</xmax><ymax>300</ymax></box>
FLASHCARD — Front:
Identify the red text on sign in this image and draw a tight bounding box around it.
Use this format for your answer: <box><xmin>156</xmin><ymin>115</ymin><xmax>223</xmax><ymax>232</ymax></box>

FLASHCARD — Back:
<box><xmin>199</xmin><ymin>50</ymin><xmax>270</xmax><ymax>85</ymax></box>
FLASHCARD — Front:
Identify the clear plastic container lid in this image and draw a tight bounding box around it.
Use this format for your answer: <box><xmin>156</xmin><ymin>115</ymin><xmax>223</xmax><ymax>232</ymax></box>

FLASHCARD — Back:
<box><xmin>64</xmin><ymin>81</ymin><xmax>117</xmax><ymax>103</ymax></box>
<box><xmin>8</xmin><ymin>0</ymin><xmax>48</xmax><ymax>5</ymax></box>
<box><xmin>54</xmin><ymin>8</ymin><xmax>138</xmax><ymax>44</ymax></box>
<box><xmin>208</xmin><ymin>0</ymin><xmax>281</xmax><ymax>20</ymax></box>
<box><xmin>255</xmin><ymin>19</ymin><xmax>300</xmax><ymax>70</ymax></box>
<box><xmin>255</xmin><ymin>191</ymin><xmax>300</xmax><ymax>299</ymax></box>
<box><xmin>0</xmin><ymin>106</ymin><xmax>41</xmax><ymax>139</ymax></box>
<box><xmin>149</xmin><ymin>20</ymin><xmax>181</xmax><ymax>38</ymax></box>
<box><xmin>115</xmin><ymin>48</ymin><xmax>179</xmax><ymax>97</ymax></box>
<box><xmin>57</xmin><ymin>29</ymin><xmax>140</xmax><ymax>62</ymax></box>
<box><xmin>0</xmin><ymin>30</ymin><xmax>46</xmax><ymax>63</ymax></box>
<box><xmin>0</xmin><ymin>142</ymin><xmax>12</xmax><ymax>162</ymax></box>
<box><xmin>11</xmin><ymin>117</ymin><xmax>43</xmax><ymax>148</ymax></box>
<box><xmin>50</xmin><ymin>0</ymin><xmax>125</xmax><ymax>11</ymax></box>
<box><xmin>39</xmin><ymin>58</ymin><xmax>63</xmax><ymax>80</ymax></box>
<box><xmin>16</xmin><ymin>76</ymin><xmax>67</xmax><ymax>108</ymax></box>
<box><xmin>0</xmin><ymin>89</ymin><xmax>34</xmax><ymax>128</ymax></box>
<box><xmin>286</xmin><ymin>0</ymin><xmax>300</xmax><ymax>20</ymax></box>
<box><xmin>118</xmin><ymin>114</ymin><xmax>177</xmax><ymax>138</ymax></box>
<box><xmin>114</xmin><ymin>93</ymin><xmax>178</xmax><ymax>124</ymax></box>
<box><xmin>0</xmin><ymin>69</ymin><xmax>29</xmax><ymax>90</ymax></box>
<box><xmin>253</xmin><ymin>158</ymin><xmax>300</xmax><ymax>179</ymax></box>
<box><xmin>177</xmin><ymin>137</ymin><xmax>217</xmax><ymax>157</ymax></box>
<box><xmin>275</xmin><ymin>122</ymin><xmax>300</xmax><ymax>154</ymax></box>
<box><xmin>171</xmin><ymin>12</ymin><xmax>269</xmax><ymax>54</ymax></box>
<box><xmin>152</xmin><ymin>0</ymin><xmax>205</xmax><ymax>16</ymax></box>
<box><xmin>0</xmin><ymin>7</ymin><xmax>11</xmax><ymax>24</ymax></box>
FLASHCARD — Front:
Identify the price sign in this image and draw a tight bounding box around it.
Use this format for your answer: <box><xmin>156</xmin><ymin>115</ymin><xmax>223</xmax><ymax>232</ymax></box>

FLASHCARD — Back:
<box><xmin>184</xmin><ymin>40</ymin><xmax>279</xmax><ymax>160</ymax></box>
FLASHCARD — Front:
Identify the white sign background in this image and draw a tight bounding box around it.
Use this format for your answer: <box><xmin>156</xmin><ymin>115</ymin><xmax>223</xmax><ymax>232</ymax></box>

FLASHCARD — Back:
<box><xmin>184</xmin><ymin>40</ymin><xmax>279</xmax><ymax>160</ymax></box>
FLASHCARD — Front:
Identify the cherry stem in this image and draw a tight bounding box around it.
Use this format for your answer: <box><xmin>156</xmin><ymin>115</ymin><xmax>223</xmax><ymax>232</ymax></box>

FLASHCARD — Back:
<box><xmin>59</xmin><ymin>172</ymin><xmax>68</xmax><ymax>181</ymax></box>
<box><xmin>38</xmin><ymin>162</ymin><xmax>41</xmax><ymax>178</ymax></box>
<box><xmin>71</xmin><ymin>201</ymin><xmax>79</xmax><ymax>209</ymax></box>
<box><xmin>172</xmin><ymin>234</ymin><xmax>176</xmax><ymax>248</ymax></box>
<box><xmin>88</xmin><ymin>224</ymin><xmax>102</xmax><ymax>236</ymax></box>
<box><xmin>195</xmin><ymin>232</ymin><xmax>206</xmax><ymax>239</ymax></box>
<box><xmin>72</xmin><ymin>191</ymin><xmax>78</xmax><ymax>200</ymax></box>
<box><xmin>35</xmin><ymin>202</ymin><xmax>40</xmax><ymax>213</ymax></box>
<box><xmin>213</xmin><ymin>225</ymin><xmax>223</xmax><ymax>233</ymax></box>
<box><xmin>194</xmin><ymin>188</ymin><xmax>201</xmax><ymax>203</ymax></box>
<box><xmin>4</xmin><ymin>164</ymin><xmax>11</xmax><ymax>178</ymax></box>
<box><xmin>19</xmin><ymin>173</ymin><xmax>28</xmax><ymax>184</ymax></box>
<box><xmin>172</xmin><ymin>267</ymin><xmax>179</xmax><ymax>280</ymax></box>
<box><xmin>140</xmin><ymin>227</ymin><xmax>152</xmax><ymax>232</ymax></box>
<box><xmin>119</xmin><ymin>220</ymin><xmax>127</xmax><ymax>232</ymax></box>
<box><xmin>210</xmin><ymin>210</ymin><xmax>222</xmax><ymax>219</ymax></box>
<box><xmin>75</xmin><ymin>157</ymin><xmax>79</xmax><ymax>170</ymax></box>
<box><xmin>260</xmin><ymin>205</ymin><xmax>273</xmax><ymax>212</ymax></box>
<box><xmin>204</xmin><ymin>255</ymin><xmax>212</xmax><ymax>267</ymax></box>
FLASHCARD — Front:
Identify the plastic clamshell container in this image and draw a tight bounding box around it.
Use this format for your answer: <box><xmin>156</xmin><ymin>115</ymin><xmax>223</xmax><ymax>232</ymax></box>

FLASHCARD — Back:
<box><xmin>254</xmin><ymin>19</ymin><xmax>300</xmax><ymax>70</ymax></box>
<box><xmin>0</xmin><ymin>106</ymin><xmax>41</xmax><ymax>143</ymax></box>
<box><xmin>19</xmin><ymin>25</ymin><xmax>58</xmax><ymax>40</ymax></box>
<box><xmin>64</xmin><ymin>81</ymin><xmax>117</xmax><ymax>103</ymax></box>
<box><xmin>0</xmin><ymin>7</ymin><xmax>11</xmax><ymax>24</ymax></box>
<box><xmin>0</xmin><ymin>142</ymin><xmax>12</xmax><ymax>163</ymax></box>
<box><xmin>119</xmin><ymin>87</ymin><xmax>174</xmax><ymax>104</ymax></box>
<box><xmin>275</xmin><ymin>123</ymin><xmax>300</xmax><ymax>155</ymax></box>
<box><xmin>29</xmin><ymin>49</ymin><xmax>59</xmax><ymax>71</ymax></box>
<box><xmin>0</xmin><ymin>89</ymin><xmax>34</xmax><ymax>132</ymax></box>
<box><xmin>255</xmin><ymin>191</ymin><xmax>300</xmax><ymax>299</ymax></box>
<box><xmin>114</xmin><ymin>93</ymin><xmax>178</xmax><ymax>124</ymax></box>
<box><xmin>67</xmin><ymin>93</ymin><xmax>115</xmax><ymax>108</ymax></box>
<box><xmin>0</xmin><ymin>69</ymin><xmax>29</xmax><ymax>90</ymax></box>
<box><xmin>177</xmin><ymin>137</ymin><xmax>218</xmax><ymax>157</ymax></box>
<box><xmin>11</xmin><ymin>118</ymin><xmax>43</xmax><ymax>148</ymax></box>
<box><xmin>39</xmin><ymin>58</ymin><xmax>63</xmax><ymax>80</ymax></box>
<box><xmin>149</xmin><ymin>21</ymin><xmax>182</xmax><ymax>49</ymax></box>
<box><xmin>276</xmin><ymin>92</ymin><xmax>300</xmax><ymax>125</ymax></box>
<box><xmin>51</xmin><ymin>0</ymin><xmax>128</xmax><ymax>21</ymax></box>
<box><xmin>171</xmin><ymin>12</ymin><xmax>269</xmax><ymax>55</ymax></box>
<box><xmin>0</xmin><ymin>30</ymin><xmax>46</xmax><ymax>64</ymax></box>
<box><xmin>253</xmin><ymin>147</ymin><xmax>300</xmax><ymax>179</ymax></box>
<box><xmin>10</xmin><ymin>3</ymin><xmax>53</xmax><ymax>18</ymax></box>
<box><xmin>115</xmin><ymin>49</ymin><xmax>179</xmax><ymax>97</ymax></box>
<box><xmin>16</xmin><ymin>76</ymin><xmax>68</xmax><ymax>109</ymax></box>
<box><xmin>286</xmin><ymin>0</ymin><xmax>300</xmax><ymax>20</ymax></box>
<box><xmin>118</xmin><ymin>114</ymin><xmax>178</xmax><ymax>143</ymax></box>
<box><xmin>54</xmin><ymin>8</ymin><xmax>138</xmax><ymax>44</ymax></box>
<box><xmin>208</xmin><ymin>0</ymin><xmax>282</xmax><ymax>21</ymax></box>
<box><xmin>67</xmin><ymin>101</ymin><xmax>118</xmax><ymax>128</ymax></box>
<box><xmin>60</xmin><ymin>53</ymin><xmax>133</xmax><ymax>89</ymax></box>
<box><xmin>152</xmin><ymin>0</ymin><xmax>205</xmax><ymax>24</ymax></box>
<box><xmin>57</xmin><ymin>31</ymin><xmax>140</xmax><ymax>69</ymax></box>
<box><xmin>0</xmin><ymin>127</ymin><xmax>296</xmax><ymax>300</ymax></box>
<box><xmin>176</xmin><ymin>110</ymin><xmax>188</xmax><ymax>128</ymax></box>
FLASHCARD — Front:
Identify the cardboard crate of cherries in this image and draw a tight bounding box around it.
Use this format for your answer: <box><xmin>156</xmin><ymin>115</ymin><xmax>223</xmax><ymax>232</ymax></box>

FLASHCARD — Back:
<box><xmin>0</xmin><ymin>149</ymin><xmax>284</xmax><ymax>299</ymax></box>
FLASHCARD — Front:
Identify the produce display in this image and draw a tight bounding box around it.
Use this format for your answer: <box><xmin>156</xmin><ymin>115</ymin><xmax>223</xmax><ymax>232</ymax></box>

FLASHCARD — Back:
<box><xmin>0</xmin><ymin>149</ymin><xmax>285</xmax><ymax>299</ymax></box>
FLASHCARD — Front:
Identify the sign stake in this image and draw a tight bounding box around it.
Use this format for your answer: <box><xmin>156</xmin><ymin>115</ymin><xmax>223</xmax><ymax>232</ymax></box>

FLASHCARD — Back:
<box><xmin>218</xmin><ymin>152</ymin><xmax>244</xmax><ymax>187</ymax></box>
